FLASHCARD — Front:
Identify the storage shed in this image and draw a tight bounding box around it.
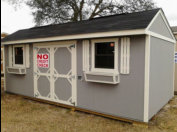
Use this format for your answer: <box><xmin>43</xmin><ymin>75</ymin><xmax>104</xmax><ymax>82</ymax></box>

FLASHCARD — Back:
<box><xmin>171</xmin><ymin>26</ymin><xmax>177</xmax><ymax>94</ymax></box>
<box><xmin>2</xmin><ymin>8</ymin><xmax>176</xmax><ymax>123</ymax></box>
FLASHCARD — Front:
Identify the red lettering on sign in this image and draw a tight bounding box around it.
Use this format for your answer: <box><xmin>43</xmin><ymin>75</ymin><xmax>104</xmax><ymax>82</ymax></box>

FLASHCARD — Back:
<box><xmin>37</xmin><ymin>54</ymin><xmax>43</xmax><ymax>59</ymax></box>
<box><xmin>43</xmin><ymin>54</ymin><xmax>48</xmax><ymax>59</ymax></box>
<box><xmin>37</xmin><ymin>53</ymin><xmax>49</xmax><ymax>68</ymax></box>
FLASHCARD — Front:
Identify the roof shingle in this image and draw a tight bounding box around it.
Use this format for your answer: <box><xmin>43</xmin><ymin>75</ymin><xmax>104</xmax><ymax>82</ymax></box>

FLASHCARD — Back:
<box><xmin>2</xmin><ymin>8</ymin><xmax>160</xmax><ymax>42</ymax></box>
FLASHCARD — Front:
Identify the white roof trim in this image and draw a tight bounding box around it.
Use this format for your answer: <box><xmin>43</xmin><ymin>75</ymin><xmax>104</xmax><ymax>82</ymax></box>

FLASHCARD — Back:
<box><xmin>146</xmin><ymin>10</ymin><xmax>161</xmax><ymax>30</ymax></box>
<box><xmin>146</xmin><ymin>31</ymin><xmax>176</xmax><ymax>43</ymax></box>
<box><xmin>160</xmin><ymin>10</ymin><xmax>176</xmax><ymax>40</ymax></box>
<box><xmin>146</xmin><ymin>9</ymin><xmax>176</xmax><ymax>41</ymax></box>
<box><xmin>2</xmin><ymin>29</ymin><xmax>145</xmax><ymax>45</ymax></box>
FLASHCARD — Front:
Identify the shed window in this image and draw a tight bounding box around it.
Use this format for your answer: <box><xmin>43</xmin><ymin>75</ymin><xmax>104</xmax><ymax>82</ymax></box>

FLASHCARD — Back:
<box><xmin>14</xmin><ymin>47</ymin><xmax>23</xmax><ymax>65</ymax></box>
<box><xmin>91</xmin><ymin>38</ymin><xmax>118</xmax><ymax>73</ymax></box>
<box><xmin>8</xmin><ymin>44</ymin><xmax>30</xmax><ymax>68</ymax></box>
<box><xmin>95</xmin><ymin>42</ymin><xmax>114</xmax><ymax>69</ymax></box>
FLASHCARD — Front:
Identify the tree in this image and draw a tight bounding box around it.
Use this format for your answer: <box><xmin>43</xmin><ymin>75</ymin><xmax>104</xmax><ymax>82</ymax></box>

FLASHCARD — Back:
<box><xmin>5</xmin><ymin>0</ymin><xmax>157</xmax><ymax>26</ymax></box>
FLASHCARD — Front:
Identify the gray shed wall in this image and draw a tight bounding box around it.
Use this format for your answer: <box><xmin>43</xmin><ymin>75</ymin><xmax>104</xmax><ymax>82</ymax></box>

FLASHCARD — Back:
<box><xmin>148</xmin><ymin>36</ymin><xmax>174</xmax><ymax>120</ymax></box>
<box><xmin>149</xmin><ymin>14</ymin><xmax>173</xmax><ymax>39</ymax></box>
<box><xmin>4</xmin><ymin>35</ymin><xmax>146</xmax><ymax>122</ymax></box>
<box><xmin>5</xmin><ymin>45</ymin><xmax>34</xmax><ymax>97</ymax></box>
<box><xmin>77</xmin><ymin>36</ymin><xmax>146</xmax><ymax>121</ymax></box>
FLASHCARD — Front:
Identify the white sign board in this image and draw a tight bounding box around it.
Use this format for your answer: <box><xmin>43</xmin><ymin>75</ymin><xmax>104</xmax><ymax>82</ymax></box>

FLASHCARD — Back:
<box><xmin>37</xmin><ymin>54</ymin><xmax>49</xmax><ymax>68</ymax></box>
<box><xmin>175</xmin><ymin>52</ymin><xmax>177</xmax><ymax>64</ymax></box>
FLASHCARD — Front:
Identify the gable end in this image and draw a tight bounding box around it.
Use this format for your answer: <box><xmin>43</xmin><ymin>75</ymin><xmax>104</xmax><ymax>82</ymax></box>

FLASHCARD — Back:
<box><xmin>146</xmin><ymin>10</ymin><xmax>175</xmax><ymax>41</ymax></box>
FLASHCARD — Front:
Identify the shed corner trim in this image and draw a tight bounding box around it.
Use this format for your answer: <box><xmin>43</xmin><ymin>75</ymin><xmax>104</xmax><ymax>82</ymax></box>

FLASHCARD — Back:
<box><xmin>144</xmin><ymin>35</ymin><xmax>151</xmax><ymax>122</ymax></box>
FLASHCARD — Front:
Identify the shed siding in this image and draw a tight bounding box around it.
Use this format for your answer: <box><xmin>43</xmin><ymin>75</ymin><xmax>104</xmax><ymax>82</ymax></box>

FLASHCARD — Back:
<box><xmin>174</xmin><ymin>34</ymin><xmax>177</xmax><ymax>93</ymax></box>
<box><xmin>149</xmin><ymin>14</ymin><xmax>173</xmax><ymax>39</ymax></box>
<box><xmin>5</xmin><ymin>45</ymin><xmax>34</xmax><ymax>97</ymax></box>
<box><xmin>148</xmin><ymin>36</ymin><xmax>174</xmax><ymax>120</ymax></box>
<box><xmin>4</xmin><ymin>36</ymin><xmax>146</xmax><ymax>121</ymax></box>
<box><xmin>77</xmin><ymin>36</ymin><xmax>146</xmax><ymax>121</ymax></box>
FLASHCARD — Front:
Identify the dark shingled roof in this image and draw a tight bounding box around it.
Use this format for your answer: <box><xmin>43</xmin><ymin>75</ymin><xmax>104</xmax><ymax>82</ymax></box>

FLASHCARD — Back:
<box><xmin>2</xmin><ymin>8</ymin><xmax>160</xmax><ymax>42</ymax></box>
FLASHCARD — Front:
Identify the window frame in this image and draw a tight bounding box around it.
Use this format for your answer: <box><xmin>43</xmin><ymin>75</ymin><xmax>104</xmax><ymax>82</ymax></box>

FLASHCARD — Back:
<box><xmin>13</xmin><ymin>45</ymin><xmax>25</xmax><ymax>68</ymax></box>
<box><xmin>91</xmin><ymin>38</ymin><xmax>118</xmax><ymax>73</ymax></box>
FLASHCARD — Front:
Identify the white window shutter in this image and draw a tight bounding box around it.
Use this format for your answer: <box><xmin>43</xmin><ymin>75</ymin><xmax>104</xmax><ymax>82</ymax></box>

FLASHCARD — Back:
<box><xmin>120</xmin><ymin>37</ymin><xmax>130</xmax><ymax>74</ymax></box>
<box><xmin>8</xmin><ymin>45</ymin><xmax>13</xmax><ymax>67</ymax></box>
<box><xmin>83</xmin><ymin>40</ymin><xmax>90</xmax><ymax>71</ymax></box>
<box><xmin>25</xmin><ymin>44</ymin><xmax>30</xmax><ymax>68</ymax></box>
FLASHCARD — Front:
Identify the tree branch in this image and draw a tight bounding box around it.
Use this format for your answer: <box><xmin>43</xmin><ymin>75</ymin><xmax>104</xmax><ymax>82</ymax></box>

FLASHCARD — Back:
<box><xmin>89</xmin><ymin>0</ymin><xmax>103</xmax><ymax>19</ymax></box>
<box><xmin>79</xmin><ymin>0</ymin><xmax>85</xmax><ymax>21</ymax></box>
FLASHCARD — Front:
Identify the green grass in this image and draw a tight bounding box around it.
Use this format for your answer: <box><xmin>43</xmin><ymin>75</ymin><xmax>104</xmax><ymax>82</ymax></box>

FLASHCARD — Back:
<box><xmin>1</xmin><ymin>83</ymin><xmax>177</xmax><ymax>132</ymax></box>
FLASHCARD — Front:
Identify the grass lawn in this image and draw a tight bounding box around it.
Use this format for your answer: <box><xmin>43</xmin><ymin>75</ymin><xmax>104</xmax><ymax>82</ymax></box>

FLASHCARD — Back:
<box><xmin>1</xmin><ymin>81</ymin><xmax>177</xmax><ymax>132</ymax></box>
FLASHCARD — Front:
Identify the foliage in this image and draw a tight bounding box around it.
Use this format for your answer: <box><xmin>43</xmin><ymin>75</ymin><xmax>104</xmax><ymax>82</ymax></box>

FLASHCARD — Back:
<box><xmin>4</xmin><ymin>0</ymin><xmax>157</xmax><ymax>26</ymax></box>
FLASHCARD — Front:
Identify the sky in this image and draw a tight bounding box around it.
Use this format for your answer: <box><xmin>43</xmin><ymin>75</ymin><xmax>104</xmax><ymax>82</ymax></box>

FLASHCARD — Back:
<box><xmin>1</xmin><ymin>0</ymin><xmax>177</xmax><ymax>34</ymax></box>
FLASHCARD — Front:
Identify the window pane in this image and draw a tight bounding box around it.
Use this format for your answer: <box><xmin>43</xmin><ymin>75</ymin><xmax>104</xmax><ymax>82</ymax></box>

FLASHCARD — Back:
<box><xmin>15</xmin><ymin>47</ymin><xmax>23</xmax><ymax>65</ymax></box>
<box><xmin>95</xmin><ymin>42</ymin><xmax>114</xmax><ymax>69</ymax></box>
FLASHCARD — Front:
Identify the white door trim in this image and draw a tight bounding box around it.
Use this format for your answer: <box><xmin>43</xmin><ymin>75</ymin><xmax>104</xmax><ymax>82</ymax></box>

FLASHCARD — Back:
<box><xmin>72</xmin><ymin>44</ymin><xmax>77</xmax><ymax>105</ymax></box>
<box><xmin>33</xmin><ymin>41</ymin><xmax>77</xmax><ymax>106</ymax></box>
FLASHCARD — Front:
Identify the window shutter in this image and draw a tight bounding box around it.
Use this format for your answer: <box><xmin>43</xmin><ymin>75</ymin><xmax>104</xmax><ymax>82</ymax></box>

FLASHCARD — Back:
<box><xmin>8</xmin><ymin>45</ymin><xmax>13</xmax><ymax>67</ymax></box>
<box><xmin>25</xmin><ymin>44</ymin><xmax>30</xmax><ymax>68</ymax></box>
<box><xmin>83</xmin><ymin>40</ymin><xmax>90</xmax><ymax>71</ymax></box>
<box><xmin>120</xmin><ymin>37</ymin><xmax>130</xmax><ymax>74</ymax></box>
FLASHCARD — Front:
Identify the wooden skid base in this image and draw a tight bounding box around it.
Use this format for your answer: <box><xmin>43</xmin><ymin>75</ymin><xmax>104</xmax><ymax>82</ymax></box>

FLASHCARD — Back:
<box><xmin>5</xmin><ymin>92</ymin><xmax>148</xmax><ymax>127</ymax></box>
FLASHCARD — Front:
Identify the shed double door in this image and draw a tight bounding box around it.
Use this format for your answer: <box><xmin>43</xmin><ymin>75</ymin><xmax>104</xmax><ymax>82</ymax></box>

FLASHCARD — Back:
<box><xmin>33</xmin><ymin>43</ymin><xmax>77</xmax><ymax>106</ymax></box>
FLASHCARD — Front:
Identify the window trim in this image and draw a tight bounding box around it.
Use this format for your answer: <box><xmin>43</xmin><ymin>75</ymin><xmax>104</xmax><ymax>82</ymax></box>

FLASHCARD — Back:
<box><xmin>13</xmin><ymin>45</ymin><xmax>25</xmax><ymax>68</ymax></box>
<box><xmin>120</xmin><ymin>37</ymin><xmax>130</xmax><ymax>74</ymax></box>
<box><xmin>91</xmin><ymin>38</ymin><xmax>118</xmax><ymax>73</ymax></box>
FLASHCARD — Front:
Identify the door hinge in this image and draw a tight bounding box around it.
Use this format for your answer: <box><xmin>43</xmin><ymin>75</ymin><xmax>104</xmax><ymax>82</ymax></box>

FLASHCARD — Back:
<box><xmin>70</xmin><ymin>99</ymin><xmax>75</xmax><ymax>106</ymax></box>
<box><xmin>69</xmin><ymin>44</ymin><xmax>75</xmax><ymax>49</ymax></box>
